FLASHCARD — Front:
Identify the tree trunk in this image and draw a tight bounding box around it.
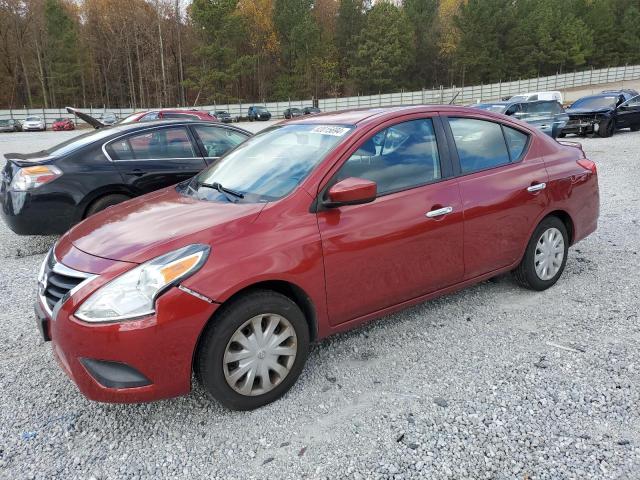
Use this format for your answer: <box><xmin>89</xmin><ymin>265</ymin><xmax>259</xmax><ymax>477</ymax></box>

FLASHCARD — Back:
<box><xmin>157</xmin><ymin>1</ymin><xmax>168</xmax><ymax>106</ymax></box>
<box><xmin>19</xmin><ymin>54</ymin><xmax>33</xmax><ymax>108</ymax></box>
<box><xmin>34</xmin><ymin>39</ymin><xmax>49</xmax><ymax>108</ymax></box>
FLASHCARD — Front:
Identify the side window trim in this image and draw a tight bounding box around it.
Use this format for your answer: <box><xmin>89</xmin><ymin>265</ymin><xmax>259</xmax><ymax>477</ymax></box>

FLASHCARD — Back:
<box><xmin>442</xmin><ymin>116</ymin><xmax>531</xmax><ymax>177</ymax></box>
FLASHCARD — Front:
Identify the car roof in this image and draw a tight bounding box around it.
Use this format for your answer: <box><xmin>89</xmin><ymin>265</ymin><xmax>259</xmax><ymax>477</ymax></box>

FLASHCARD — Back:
<box><xmin>103</xmin><ymin>119</ymin><xmax>251</xmax><ymax>136</ymax></box>
<box><xmin>285</xmin><ymin>105</ymin><xmax>521</xmax><ymax>126</ymax></box>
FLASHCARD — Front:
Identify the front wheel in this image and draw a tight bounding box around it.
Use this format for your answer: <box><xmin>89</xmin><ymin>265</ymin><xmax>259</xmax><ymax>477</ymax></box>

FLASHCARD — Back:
<box><xmin>514</xmin><ymin>216</ymin><xmax>569</xmax><ymax>291</ymax></box>
<box><xmin>598</xmin><ymin>119</ymin><xmax>615</xmax><ymax>138</ymax></box>
<box><xmin>197</xmin><ymin>290</ymin><xmax>310</xmax><ymax>410</ymax></box>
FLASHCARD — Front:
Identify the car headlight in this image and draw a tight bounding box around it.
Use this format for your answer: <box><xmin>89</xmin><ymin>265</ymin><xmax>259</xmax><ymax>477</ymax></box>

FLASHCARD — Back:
<box><xmin>75</xmin><ymin>244</ymin><xmax>210</xmax><ymax>323</ymax></box>
<box><xmin>11</xmin><ymin>165</ymin><xmax>62</xmax><ymax>191</ymax></box>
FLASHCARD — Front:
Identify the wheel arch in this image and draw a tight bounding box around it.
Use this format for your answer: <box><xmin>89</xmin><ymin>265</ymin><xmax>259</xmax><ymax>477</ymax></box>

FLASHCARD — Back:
<box><xmin>545</xmin><ymin>209</ymin><xmax>575</xmax><ymax>245</ymax></box>
<box><xmin>80</xmin><ymin>186</ymin><xmax>137</xmax><ymax>219</ymax></box>
<box><xmin>192</xmin><ymin>280</ymin><xmax>318</xmax><ymax>375</ymax></box>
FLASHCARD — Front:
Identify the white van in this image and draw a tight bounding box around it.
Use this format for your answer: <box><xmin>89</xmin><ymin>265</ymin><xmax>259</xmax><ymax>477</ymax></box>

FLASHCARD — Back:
<box><xmin>509</xmin><ymin>91</ymin><xmax>563</xmax><ymax>104</ymax></box>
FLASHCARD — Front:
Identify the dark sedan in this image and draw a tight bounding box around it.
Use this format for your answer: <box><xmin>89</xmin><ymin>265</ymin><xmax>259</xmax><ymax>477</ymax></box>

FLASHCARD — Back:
<box><xmin>247</xmin><ymin>106</ymin><xmax>272</xmax><ymax>121</ymax></box>
<box><xmin>283</xmin><ymin>107</ymin><xmax>302</xmax><ymax>119</ymax></box>
<box><xmin>561</xmin><ymin>93</ymin><xmax>640</xmax><ymax>137</ymax></box>
<box><xmin>214</xmin><ymin>110</ymin><xmax>233</xmax><ymax>123</ymax></box>
<box><xmin>302</xmin><ymin>106</ymin><xmax>321</xmax><ymax>115</ymax></box>
<box><xmin>1</xmin><ymin>120</ymin><xmax>251</xmax><ymax>235</ymax></box>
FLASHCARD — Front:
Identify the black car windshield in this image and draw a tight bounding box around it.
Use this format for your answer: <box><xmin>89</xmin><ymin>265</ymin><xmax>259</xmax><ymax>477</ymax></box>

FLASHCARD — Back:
<box><xmin>187</xmin><ymin>124</ymin><xmax>353</xmax><ymax>202</ymax></box>
<box><xmin>254</xmin><ymin>107</ymin><xmax>268</xmax><ymax>112</ymax></box>
<box><xmin>473</xmin><ymin>104</ymin><xmax>507</xmax><ymax>113</ymax></box>
<box><xmin>571</xmin><ymin>96</ymin><xmax>617</xmax><ymax>110</ymax></box>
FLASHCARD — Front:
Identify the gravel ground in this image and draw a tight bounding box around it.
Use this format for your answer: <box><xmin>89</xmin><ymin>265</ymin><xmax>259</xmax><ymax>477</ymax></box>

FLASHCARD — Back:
<box><xmin>0</xmin><ymin>126</ymin><xmax>639</xmax><ymax>480</ymax></box>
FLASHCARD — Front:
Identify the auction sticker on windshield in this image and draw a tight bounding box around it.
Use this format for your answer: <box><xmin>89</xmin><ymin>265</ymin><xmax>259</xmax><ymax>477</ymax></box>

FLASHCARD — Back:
<box><xmin>310</xmin><ymin>126</ymin><xmax>351</xmax><ymax>136</ymax></box>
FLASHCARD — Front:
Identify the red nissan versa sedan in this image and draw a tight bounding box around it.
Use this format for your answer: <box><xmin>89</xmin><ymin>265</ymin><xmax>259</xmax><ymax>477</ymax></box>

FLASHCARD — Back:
<box><xmin>35</xmin><ymin>106</ymin><xmax>599</xmax><ymax>410</ymax></box>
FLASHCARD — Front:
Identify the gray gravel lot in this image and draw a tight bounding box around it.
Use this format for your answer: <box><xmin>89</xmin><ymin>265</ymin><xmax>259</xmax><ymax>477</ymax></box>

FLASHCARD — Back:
<box><xmin>0</xmin><ymin>126</ymin><xmax>639</xmax><ymax>480</ymax></box>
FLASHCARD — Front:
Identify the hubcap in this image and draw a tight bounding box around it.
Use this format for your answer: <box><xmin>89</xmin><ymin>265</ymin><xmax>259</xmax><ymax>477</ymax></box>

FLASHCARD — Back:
<box><xmin>223</xmin><ymin>314</ymin><xmax>297</xmax><ymax>396</ymax></box>
<box><xmin>534</xmin><ymin>227</ymin><xmax>565</xmax><ymax>281</ymax></box>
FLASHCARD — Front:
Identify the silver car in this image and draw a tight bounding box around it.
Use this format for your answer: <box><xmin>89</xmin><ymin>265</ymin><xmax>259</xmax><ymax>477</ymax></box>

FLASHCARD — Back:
<box><xmin>21</xmin><ymin>116</ymin><xmax>46</xmax><ymax>132</ymax></box>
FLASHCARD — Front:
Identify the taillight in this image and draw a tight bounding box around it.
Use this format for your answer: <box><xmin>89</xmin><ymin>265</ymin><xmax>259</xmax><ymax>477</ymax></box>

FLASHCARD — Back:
<box><xmin>10</xmin><ymin>165</ymin><xmax>63</xmax><ymax>191</ymax></box>
<box><xmin>577</xmin><ymin>159</ymin><xmax>597</xmax><ymax>174</ymax></box>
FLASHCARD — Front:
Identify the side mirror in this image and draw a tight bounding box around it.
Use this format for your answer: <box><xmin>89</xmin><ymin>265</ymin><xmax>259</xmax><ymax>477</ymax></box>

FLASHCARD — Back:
<box><xmin>324</xmin><ymin>177</ymin><xmax>377</xmax><ymax>208</ymax></box>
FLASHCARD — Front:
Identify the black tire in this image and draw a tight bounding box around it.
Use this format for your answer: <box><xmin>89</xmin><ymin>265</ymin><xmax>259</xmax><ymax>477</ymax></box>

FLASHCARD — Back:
<box><xmin>84</xmin><ymin>194</ymin><xmax>130</xmax><ymax>218</ymax></box>
<box><xmin>557</xmin><ymin>132</ymin><xmax>566</xmax><ymax>138</ymax></box>
<box><xmin>598</xmin><ymin>118</ymin><xmax>615</xmax><ymax>138</ymax></box>
<box><xmin>631</xmin><ymin>125</ymin><xmax>640</xmax><ymax>132</ymax></box>
<box><xmin>513</xmin><ymin>216</ymin><xmax>569</xmax><ymax>291</ymax></box>
<box><xmin>196</xmin><ymin>290</ymin><xmax>310</xmax><ymax>410</ymax></box>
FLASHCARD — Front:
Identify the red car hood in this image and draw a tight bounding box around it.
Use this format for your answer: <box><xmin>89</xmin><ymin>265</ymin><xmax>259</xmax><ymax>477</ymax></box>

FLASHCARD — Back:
<box><xmin>67</xmin><ymin>187</ymin><xmax>266</xmax><ymax>264</ymax></box>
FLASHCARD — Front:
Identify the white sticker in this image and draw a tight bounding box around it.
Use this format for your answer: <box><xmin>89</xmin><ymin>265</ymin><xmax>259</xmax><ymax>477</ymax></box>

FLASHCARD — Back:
<box><xmin>310</xmin><ymin>126</ymin><xmax>350</xmax><ymax>136</ymax></box>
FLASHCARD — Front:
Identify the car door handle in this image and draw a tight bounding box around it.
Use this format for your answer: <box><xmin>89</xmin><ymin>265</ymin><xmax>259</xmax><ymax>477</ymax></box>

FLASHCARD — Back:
<box><xmin>128</xmin><ymin>169</ymin><xmax>144</xmax><ymax>177</ymax></box>
<box><xmin>527</xmin><ymin>182</ymin><xmax>546</xmax><ymax>192</ymax></box>
<box><xmin>425</xmin><ymin>206</ymin><xmax>453</xmax><ymax>218</ymax></box>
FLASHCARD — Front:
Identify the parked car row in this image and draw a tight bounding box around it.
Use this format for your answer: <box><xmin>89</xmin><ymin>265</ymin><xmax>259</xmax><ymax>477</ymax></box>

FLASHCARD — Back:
<box><xmin>473</xmin><ymin>88</ymin><xmax>640</xmax><ymax>139</ymax></box>
<box><xmin>0</xmin><ymin>105</ymin><xmax>600</xmax><ymax>411</ymax></box>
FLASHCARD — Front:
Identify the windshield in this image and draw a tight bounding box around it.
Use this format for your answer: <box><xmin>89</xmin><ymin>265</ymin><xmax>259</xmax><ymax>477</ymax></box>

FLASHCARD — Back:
<box><xmin>473</xmin><ymin>104</ymin><xmax>507</xmax><ymax>113</ymax></box>
<box><xmin>570</xmin><ymin>96</ymin><xmax>617</xmax><ymax>110</ymax></box>
<box><xmin>26</xmin><ymin>116</ymin><xmax>40</xmax><ymax>121</ymax></box>
<box><xmin>0</xmin><ymin>120</ymin><xmax>9</xmax><ymax>125</ymax></box>
<box><xmin>254</xmin><ymin>107</ymin><xmax>268</xmax><ymax>112</ymax></box>
<box><xmin>187</xmin><ymin>124</ymin><xmax>353</xmax><ymax>203</ymax></box>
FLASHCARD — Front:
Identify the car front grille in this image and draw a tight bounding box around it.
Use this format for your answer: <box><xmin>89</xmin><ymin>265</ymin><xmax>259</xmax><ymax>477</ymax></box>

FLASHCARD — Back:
<box><xmin>39</xmin><ymin>250</ymin><xmax>94</xmax><ymax>316</ymax></box>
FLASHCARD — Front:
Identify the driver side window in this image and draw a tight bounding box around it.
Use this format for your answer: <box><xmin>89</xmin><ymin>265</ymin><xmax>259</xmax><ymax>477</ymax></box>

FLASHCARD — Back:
<box><xmin>336</xmin><ymin>119</ymin><xmax>442</xmax><ymax>196</ymax></box>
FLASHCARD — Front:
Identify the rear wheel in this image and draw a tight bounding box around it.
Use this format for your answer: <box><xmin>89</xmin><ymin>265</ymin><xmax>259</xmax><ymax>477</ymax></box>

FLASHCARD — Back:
<box><xmin>557</xmin><ymin>132</ymin><xmax>566</xmax><ymax>138</ymax></box>
<box><xmin>598</xmin><ymin>119</ymin><xmax>615</xmax><ymax>138</ymax></box>
<box><xmin>631</xmin><ymin>125</ymin><xmax>640</xmax><ymax>132</ymax></box>
<box><xmin>514</xmin><ymin>216</ymin><xmax>569</xmax><ymax>291</ymax></box>
<box><xmin>196</xmin><ymin>290</ymin><xmax>309</xmax><ymax>410</ymax></box>
<box><xmin>85</xmin><ymin>194</ymin><xmax>130</xmax><ymax>218</ymax></box>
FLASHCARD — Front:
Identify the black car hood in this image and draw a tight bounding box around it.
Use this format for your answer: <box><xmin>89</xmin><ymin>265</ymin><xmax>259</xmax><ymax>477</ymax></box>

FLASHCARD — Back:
<box><xmin>566</xmin><ymin>107</ymin><xmax>612</xmax><ymax>115</ymax></box>
<box><xmin>66</xmin><ymin>107</ymin><xmax>105</xmax><ymax>129</ymax></box>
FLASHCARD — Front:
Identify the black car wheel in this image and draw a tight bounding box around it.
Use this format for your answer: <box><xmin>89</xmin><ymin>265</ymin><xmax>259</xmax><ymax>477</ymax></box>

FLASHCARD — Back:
<box><xmin>598</xmin><ymin>119</ymin><xmax>615</xmax><ymax>138</ymax></box>
<box><xmin>631</xmin><ymin>125</ymin><xmax>639</xmax><ymax>132</ymax></box>
<box><xmin>85</xmin><ymin>194</ymin><xmax>130</xmax><ymax>218</ymax></box>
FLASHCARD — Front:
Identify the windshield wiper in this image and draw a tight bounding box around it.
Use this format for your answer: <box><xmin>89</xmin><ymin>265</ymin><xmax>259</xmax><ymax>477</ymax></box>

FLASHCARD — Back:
<box><xmin>197</xmin><ymin>181</ymin><xmax>245</xmax><ymax>201</ymax></box>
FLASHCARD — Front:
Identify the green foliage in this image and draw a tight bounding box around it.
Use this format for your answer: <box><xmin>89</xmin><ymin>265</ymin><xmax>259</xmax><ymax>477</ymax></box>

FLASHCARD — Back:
<box><xmin>349</xmin><ymin>2</ymin><xmax>415</xmax><ymax>93</ymax></box>
<box><xmin>44</xmin><ymin>0</ymin><xmax>81</xmax><ymax>105</ymax></box>
<box><xmin>3</xmin><ymin>0</ymin><xmax>640</xmax><ymax>108</ymax></box>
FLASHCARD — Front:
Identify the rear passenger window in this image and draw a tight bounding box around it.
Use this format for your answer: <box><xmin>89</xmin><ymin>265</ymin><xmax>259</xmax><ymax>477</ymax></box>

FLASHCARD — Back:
<box><xmin>503</xmin><ymin>127</ymin><xmax>528</xmax><ymax>160</ymax></box>
<box><xmin>107</xmin><ymin>138</ymin><xmax>134</xmax><ymax>160</ymax></box>
<box><xmin>336</xmin><ymin>119</ymin><xmax>441</xmax><ymax>195</ymax></box>
<box><xmin>107</xmin><ymin>127</ymin><xmax>196</xmax><ymax>160</ymax></box>
<box><xmin>449</xmin><ymin>118</ymin><xmax>510</xmax><ymax>173</ymax></box>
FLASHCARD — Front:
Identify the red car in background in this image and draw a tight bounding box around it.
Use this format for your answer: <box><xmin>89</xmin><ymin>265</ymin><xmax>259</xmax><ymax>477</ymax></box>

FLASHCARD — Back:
<box><xmin>66</xmin><ymin>107</ymin><xmax>218</xmax><ymax>129</ymax></box>
<box><xmin>36</xmin><ymin>106</ymin><xmax>599</xmax><ymax>410</ymax></box>
<box><xmin>52</xmin><ymin>118</ymin><xmax>75</xmax><ymax>131</ymax></box>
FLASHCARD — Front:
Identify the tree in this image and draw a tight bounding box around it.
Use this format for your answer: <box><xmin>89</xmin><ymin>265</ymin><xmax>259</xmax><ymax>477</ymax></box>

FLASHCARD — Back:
<box><xmin>335</xmin><ymin>0</ymin><xmax>365</xmax><ymax>93</ymax></box>
<box><xmin>349</xmin><ymin>2</ymin><xmax>415</xmax><ymax>94</ymax></box>
<box><xmin>404</xmin><ymin>0</ymin><xmax>440</xmax><ymax>87</ymax></box>
<box><xmin>43</xmin><ymin>0</ymin><xmax>81</xmax><ymax>106</ymax></box>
